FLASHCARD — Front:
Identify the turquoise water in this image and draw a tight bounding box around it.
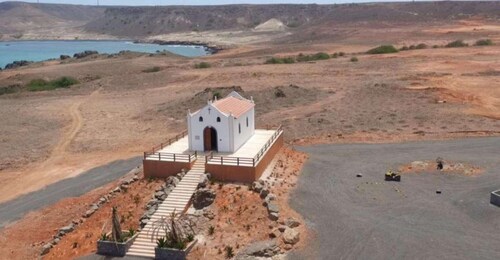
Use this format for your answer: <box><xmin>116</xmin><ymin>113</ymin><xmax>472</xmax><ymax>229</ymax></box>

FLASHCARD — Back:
<box><xmin>0</xmin><ymin>40</ymin><xmax>207</xmax><ymax>69</ymax></box>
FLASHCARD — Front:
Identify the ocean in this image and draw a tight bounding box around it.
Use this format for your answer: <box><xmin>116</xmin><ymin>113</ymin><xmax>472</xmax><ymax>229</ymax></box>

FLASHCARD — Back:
<box><xmin>0</xmin><ymin>40</ymin><xmax>208</xmax><ymax>69</ymax></box>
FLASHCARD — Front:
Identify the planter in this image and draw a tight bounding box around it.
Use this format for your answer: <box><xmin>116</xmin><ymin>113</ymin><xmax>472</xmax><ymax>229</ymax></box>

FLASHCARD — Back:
<box><xmin>96</xmin><ymin>231</ymin><xmax>138</xmax><ymax>257</ymax></box>
<box><xmin>155</xmin><ymin>239</ymin><xmax>197</xmax><ymax>260</ymax></box>
<box><xmin>491</xmin><ymin>190</ymin><xmax>500</xmax><ymax>207</ymax></box>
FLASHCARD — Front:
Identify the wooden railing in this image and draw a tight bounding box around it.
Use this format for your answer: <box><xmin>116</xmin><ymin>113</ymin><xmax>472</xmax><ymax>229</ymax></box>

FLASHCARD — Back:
<box><xmin>148</xmin><ymin>130</ymin><xmax>188</xmax><ymax>154</ymax></box>
<box><xmin>206</xmin><ymin>125</ymin><xmax>283</xmax><ymax>167</ymax></box>
<box><xmin>144</xmin><ymin>151</ymin><xmax>197</xmax><ymax>163</ymax></box>
<box><xmin>144</xmin><ymin>130</ymin><xmax>196</xmax><ymax>162</ymax></box>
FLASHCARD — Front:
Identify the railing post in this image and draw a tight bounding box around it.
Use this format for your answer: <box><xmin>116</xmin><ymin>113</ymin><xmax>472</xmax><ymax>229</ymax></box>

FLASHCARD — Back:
<box><xmin>158</xmin><ymin>153</ymin><xmax>161</xmax><ymax>161</ymax></box>
<box><xmin>173</xmin><ymin>153</ymin><xmax>176</xmax><ymax>162</ymax></box>
<box><xmin>253</xmin><ymin>158</ymin><xmax>255</xmax><ymax>167</ymax></box>
<box><xmin>237</xmin><ymin>157</ymin><xmax>239</xmax><ymax>166</ymax></box>
<box><xmin>221</xmin><ymin>157</ymin><xmax>223</xmax><ymax>165</ymax></box>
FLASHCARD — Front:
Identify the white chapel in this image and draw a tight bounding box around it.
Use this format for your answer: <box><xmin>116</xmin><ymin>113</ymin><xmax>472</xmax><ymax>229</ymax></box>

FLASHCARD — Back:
<box><xmin>187</xmin><ymin>91</ymin><xmax>255</xmax><ymax>153</ymax></box>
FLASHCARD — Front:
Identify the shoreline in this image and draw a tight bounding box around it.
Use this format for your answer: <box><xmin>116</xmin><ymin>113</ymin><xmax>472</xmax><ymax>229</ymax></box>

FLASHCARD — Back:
<box><xmin>0</xmin><ymin>39</ymin><xmax>213</xmax><ymax>70</ymax></box>
<box><xmin>135</xmin><ymin>39</ymin><xmax>224</xmax><ymax>54</ymax></box>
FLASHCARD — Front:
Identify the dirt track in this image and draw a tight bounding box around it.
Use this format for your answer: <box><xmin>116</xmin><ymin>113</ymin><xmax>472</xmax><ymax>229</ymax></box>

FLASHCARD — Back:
<box><xmin>290</xmin><ymin>137</ymin><xmax>500</xmax><ymax>260</ymax></box>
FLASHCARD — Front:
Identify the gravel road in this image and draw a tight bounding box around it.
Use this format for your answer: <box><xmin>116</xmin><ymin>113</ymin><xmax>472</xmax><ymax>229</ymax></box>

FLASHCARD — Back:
<box><xmin>290</xmin><ymin>137</ymin><xmax>500</xmax><ymax>260</ymax></box>
<box><xmin>0</xmin><ymin>156</ymin><xmax>142</xmax><ymax>228</ymax></box>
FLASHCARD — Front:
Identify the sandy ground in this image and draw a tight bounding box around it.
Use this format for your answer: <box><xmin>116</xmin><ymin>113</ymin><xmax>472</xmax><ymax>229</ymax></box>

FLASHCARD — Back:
<box><xmin>290</xmin><ymin>137</ymin><xmax>500</xmax><ymax>259</ymax></box>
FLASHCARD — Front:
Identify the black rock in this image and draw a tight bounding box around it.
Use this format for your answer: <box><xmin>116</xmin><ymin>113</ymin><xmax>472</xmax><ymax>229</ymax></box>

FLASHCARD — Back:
<box><xmin>4</xmin><ymin>60</ymin><xmax>32</xmax><ymax>70</ymax></box>
<box><xmin>192</xmin><ymin>188</ymin><xmax>216</xmax><ymax>209</ymax></box>
<box><xmin>73</xmin><ymin>50</ymin><xmax>98</xmax><ymax>59</ymax></box>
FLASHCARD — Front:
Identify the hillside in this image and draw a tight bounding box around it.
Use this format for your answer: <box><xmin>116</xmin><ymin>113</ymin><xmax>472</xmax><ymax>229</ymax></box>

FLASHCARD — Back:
<box><xmin>0</xmin><ymin>2</ymin><xmax>104</xmax><ymax>36</ymax></box>
<box><xmin>0</xmin><ymin>1</ymin><xmax>499</xmax><ymax>40</ymax></box>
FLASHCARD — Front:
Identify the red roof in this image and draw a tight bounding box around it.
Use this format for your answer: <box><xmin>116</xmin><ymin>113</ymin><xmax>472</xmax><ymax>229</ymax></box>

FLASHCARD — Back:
<box><xmin>213</xmin><ymin>96</ymin><xmax>254</xmax><ymax>118</ymax></box>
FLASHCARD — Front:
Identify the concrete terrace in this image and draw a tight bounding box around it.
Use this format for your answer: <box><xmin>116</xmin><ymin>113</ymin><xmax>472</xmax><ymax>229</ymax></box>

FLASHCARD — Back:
<box><xmin>144</xmin><ymin>129</ymin><xmax>277</xmax><ymax>164</ymax></box>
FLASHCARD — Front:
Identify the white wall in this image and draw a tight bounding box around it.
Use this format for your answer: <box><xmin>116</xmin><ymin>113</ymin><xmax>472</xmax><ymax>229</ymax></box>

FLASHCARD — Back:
<box><xmin>232</xmin><ymin>108</ymin><xmax>255</xmax><ymax>152</ymax></box>
<box><xmin>188</xmin><ymin>104</ymin><xmax>231</xmax><ymax>152</ymax></box>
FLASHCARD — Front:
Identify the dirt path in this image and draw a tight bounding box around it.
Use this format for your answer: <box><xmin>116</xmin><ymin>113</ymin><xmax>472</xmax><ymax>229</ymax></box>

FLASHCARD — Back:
<box><xmin>47</xmin><ymin>89</ymin><xmax>100</xmax><ymax>162</ymax></box>
<box><xmin>0</xmin><ymin>89</ymin><xmax>105</xmax><ymax>203</ymax></box>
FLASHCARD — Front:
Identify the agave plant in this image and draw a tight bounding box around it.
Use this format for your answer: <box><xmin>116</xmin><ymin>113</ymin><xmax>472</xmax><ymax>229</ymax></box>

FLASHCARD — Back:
<box><xmin>149</xmin><ymin>210</ymin><xmax>195</xmax><ymax>250</ymax></box>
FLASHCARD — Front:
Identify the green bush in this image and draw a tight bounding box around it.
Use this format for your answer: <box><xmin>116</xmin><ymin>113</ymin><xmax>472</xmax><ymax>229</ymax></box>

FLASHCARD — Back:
<box><xmin>367</xmin><ymin>45</ymin><xmax>399</xmax><ymax>54</ymax></box>
<box><xmin>296</xmin><ymin>52</ymin><xmax>330</xmax><ymax>62</ymax></box>
<box><xmin>142</xmin><ymin>66</ymin><xmax>161</xmax><ymax>73</ymax></box>
<box><xmin>265</xmin><ymin>57</ymin><xmax>295</xmax><ymax>64</ymax></box>
<box><xmin>0</xmin><ymin>84</ymin><xmax>21</xmax><ymax>95</ymax></box>
<box><xmin>350</xmin><ymin>57</ymin><xmax>359</xmax><ymax>62</ymax></box>
<box><xmin>416</xmin><ymin>43</ymin><xmax>428</xmax><ymax>49</ymax></box>
<box><xmin>475</xmin><ymin>39</ymin><xmax>493</xmax><ymax>46</ymax></box>
<box><xmin>445</xmin><ymin>40</ymin><xmax>468</xmax><ymax>48</ymax></box>
<box><xmin>194</xmin><ymin>62</ymin><xmax>211</xmax><ymax>69</ymax></box>
<box><xmin>27</xmin><ymin>77</ymin><xmax>79</xmax><ymax>92</ymax></box>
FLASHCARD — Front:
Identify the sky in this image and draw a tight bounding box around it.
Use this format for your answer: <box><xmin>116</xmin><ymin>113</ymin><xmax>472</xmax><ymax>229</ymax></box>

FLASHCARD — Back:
<box><xmin>1</xmin><ymin>0</ymin><xmax>426</xmax><ymax>6</ymax></box>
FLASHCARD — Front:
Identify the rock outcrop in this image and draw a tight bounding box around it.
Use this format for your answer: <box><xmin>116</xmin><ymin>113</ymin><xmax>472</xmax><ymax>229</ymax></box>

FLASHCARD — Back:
<box><xmin>192</xmin><ymin>188</ymin><xmax>216</xmax><ymax>209</ymax></box>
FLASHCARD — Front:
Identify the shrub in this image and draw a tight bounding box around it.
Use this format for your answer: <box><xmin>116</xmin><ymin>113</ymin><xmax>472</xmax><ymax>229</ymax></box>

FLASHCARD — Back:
<box><xmin>142</xmin><ymin>66</ymin><xmax>161</xmax><ymax>73</ymax></box>
<box><xmin>157</xmin><ymin>237</ymin><xmax>167</xmax><ymax>248</ymax></box>
<box><xmin>151</xmin><ymin>211</ymin><xmax>195</xmax><ymax>250</ymax></box>
<box><xmin>400</xmin><ymin>46</ymin><xmax>409</xmax><ymax>51</ymax></box>
<box><xmin>128</xmin><ymin>228</ymin><xmax>136</xmax><ymax>237</ymax></box>
<box><xmin>331</xmin><ymin>52</ymin><xmax>339</xmax><ymax>58</ymax></box>
<box><xmin>433</xmin><ymin>45</ymin><xmax>440</xmax><ymax>48</ymax></box>
<box><xmin>366</xmin><ymin>45</ymin><xmax>398</xmax><ymax>54</ymax></box>
<box><xmin>225</xmin><ymin>246</ymin><xmax>234</xmax><ymax>258</ymax></box>
<box><xmin>338</xmin><ymin>52</ymin><xmax>345</xmax><ymax>57</ymax></box>
<box><xmin>187</xmin><ymin>233</ymin><xmax>194</xmax><ymax>242</ymax></box>
<box><xmin>0</xmin><ymin>84</ymin><xmax>21</xmax><ymax>95</ymax></box>
<box><xmin>445</xmin><ymin>40</ymin><xmax>468</xmax><ymax>48</ymax></box>
<box><xmin>53</xmin><ymin>77</ymin><xmax>79</xmax><ymax>88</ymax></box>
<box><xmin>296</xmin><ymin>52</ymin><xmax>330</xmax><ymax>62</ymax></box>
<box><xmin>208</xmin><ymin>225</ymin><xmax>215</xmax><ymax>235</ymax></box>
<box><xmin>194</xmin><ymin>62</ymin><xmax>211</xmax><ymax>69</ymax></box>
<box><xmin>312</xmin><ymin>52</ymin><xmax>330</xmax><ymax>60</ymax></box>
<box><xmin>475</xmin><ymin>39</ymin><xmax>493</xmax><ymax>46</ymax></box>
<box><xmin>409</xmin><ymin>45</ymin><xmax>416</xmax><ymax>50</ymax></box>
<box><xmin>350</xmin><ymin>57</ymin><xmax>359</xmax><ymax>62</ymax></box>
<box><xmin>416</xmin><ymin>43</ymin><xmax>428</xmax><ymax>49</ymax></box>
<box><xmin>265</xmin><ymin>57</ymin><xmax>295</xmax><ymax>64</ymax></box>
<box><xmin>27</xmin><ymin>77</ymin><xmax>79</xmax><ymax>92</ymax></box>
<box><xmin>100</xmin><ymin>233</ymin><xmax>109</xmax><ymax>241</ymax></box>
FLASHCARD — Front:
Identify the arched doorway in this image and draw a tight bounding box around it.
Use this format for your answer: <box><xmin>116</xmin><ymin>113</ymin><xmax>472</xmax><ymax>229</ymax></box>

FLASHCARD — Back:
<box><xmin>203</xmin><ymin>127</ymin><xmax>218</xmax><ymax>151</ymax></box>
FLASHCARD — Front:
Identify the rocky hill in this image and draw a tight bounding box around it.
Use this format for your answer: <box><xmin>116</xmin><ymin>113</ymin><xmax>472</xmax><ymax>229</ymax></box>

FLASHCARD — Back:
<box><xmin>0</xmin><ymin>1</ymin><xmax>104</xmax><ymax>36</ymax></box>
<box><xmin>0</xmin><ymin>1</ymin><xmax>499</xmax><ymax>39</ymax></box>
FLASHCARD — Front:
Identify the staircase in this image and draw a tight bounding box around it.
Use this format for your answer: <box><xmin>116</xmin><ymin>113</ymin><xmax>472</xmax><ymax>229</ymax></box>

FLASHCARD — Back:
<box><xmin>127</xmin><ymin>157</ymin><xmax>205</xmax><ymax>258</ymax></box>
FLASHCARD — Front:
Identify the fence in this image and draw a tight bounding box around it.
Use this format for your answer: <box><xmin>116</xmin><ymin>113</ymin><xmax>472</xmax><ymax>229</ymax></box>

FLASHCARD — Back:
<box><xmin>206</xmin><ymin>125</ymin><xmax>283</xmax><ymax>167</ymax></box>
<box><xmin>144</xmin><ymin>130</ymin><xmax>197</xmax><ymax>162</ymax></box>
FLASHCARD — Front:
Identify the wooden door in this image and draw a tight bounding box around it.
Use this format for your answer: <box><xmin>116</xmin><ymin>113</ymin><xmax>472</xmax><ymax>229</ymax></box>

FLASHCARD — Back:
<box><xmin>204</xmin><ymin>127</ymin><xmax>212</xmax><ymax>151</ymax></box>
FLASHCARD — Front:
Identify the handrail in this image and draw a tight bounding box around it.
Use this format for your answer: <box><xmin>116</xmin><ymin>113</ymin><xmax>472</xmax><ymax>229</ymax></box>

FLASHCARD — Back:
<box><xmin>149</xmin><ymin>130</ymin><xmax>188</xmax><ymax>154</ymax></box>
<box><xmin>144</xmin><ymin>151</ymin><xmax>196</xmax><ymax>162</ymax></box>
<box><xmin>205</xmin><ymin>125</ymin><xmax>283</xmax><ymax>167</ymax></box>
<box><xmin>144</xmin><ymin>129</ymin><xmax>193</xmax><ymax>162</ymax></box>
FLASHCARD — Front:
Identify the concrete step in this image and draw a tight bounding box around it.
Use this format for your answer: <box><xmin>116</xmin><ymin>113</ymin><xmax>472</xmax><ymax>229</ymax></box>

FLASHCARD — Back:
<box><xmin>127</xmin><ymin>249</ymin><xmax>155</xmax><ymax>256</ymax></box>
